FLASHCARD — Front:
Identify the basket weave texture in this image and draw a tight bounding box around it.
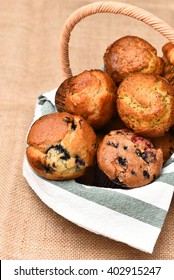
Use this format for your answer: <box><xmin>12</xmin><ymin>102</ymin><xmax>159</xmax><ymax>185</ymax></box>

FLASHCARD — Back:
<box><xmin>59</xmin><ymin>1</ymin><xmax>174</xmax><ymax>78</ymax></box>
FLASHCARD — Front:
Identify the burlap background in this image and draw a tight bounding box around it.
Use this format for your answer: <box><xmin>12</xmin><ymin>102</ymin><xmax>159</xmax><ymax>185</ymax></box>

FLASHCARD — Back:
<box><xmin>0</xmin><ymin>0</ymin><xmax>174</xmax><ymax>259</ymax></box>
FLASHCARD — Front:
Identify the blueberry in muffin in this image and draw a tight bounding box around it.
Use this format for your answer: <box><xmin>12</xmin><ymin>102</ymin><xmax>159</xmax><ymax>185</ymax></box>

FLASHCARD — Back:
<box><xmin>26</xmin><ymin>112</ymin><xmax>97</xmax><ymax>180</ymax></box>
<box><xmin>150</xmin><ymin>131</ymin><xmax>174</xmax><ymax>164</ymax></box>
<box><xmin>117</xmin><ymin>73</ymin><xmax>174</xmax><ymax>137</ymax></box>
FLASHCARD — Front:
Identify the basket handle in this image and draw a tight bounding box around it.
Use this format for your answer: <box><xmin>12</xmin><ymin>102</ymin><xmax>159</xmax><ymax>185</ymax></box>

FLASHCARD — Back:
<box><xmin>59</xmin><ymin>1</ymin><xmax>174</xmax><ymax>79</ymax></box>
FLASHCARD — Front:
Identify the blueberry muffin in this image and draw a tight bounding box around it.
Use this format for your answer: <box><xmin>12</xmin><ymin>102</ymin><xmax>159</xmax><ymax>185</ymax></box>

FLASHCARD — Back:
<box><xmin>104</xmin><ymin>35</ymin><xmax>164</xmax><ymax>85</ymax></box>
<box><xmin>26</xmin><ymin>112</ymin><xmax>97</xmax><ymax>180</ymax></box>
<box><xmin>55</xmin><ymin>69</ymin><xmax>117</xmax><ymax>130</ymax></box>
<box><xmin>117</xmin><ymin>73</ymin><xmax>174</xmax><ymax>137</ymax></box>
<box><xmin>97</xmin><ymin>129</ymin><xmax>163</xmax><ymax>188</ymax></box>
<box><xmin>150</xmin><ymin>132</ymin><xmax>174</xmax><ymax>164</ymax></box>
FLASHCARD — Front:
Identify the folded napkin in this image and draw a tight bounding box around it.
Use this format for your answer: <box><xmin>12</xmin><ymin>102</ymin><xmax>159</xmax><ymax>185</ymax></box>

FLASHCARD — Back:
<box><xmin>23</xmin><ymin>89</ymin><xmax>174</xmax><ymax>254</ymax></box>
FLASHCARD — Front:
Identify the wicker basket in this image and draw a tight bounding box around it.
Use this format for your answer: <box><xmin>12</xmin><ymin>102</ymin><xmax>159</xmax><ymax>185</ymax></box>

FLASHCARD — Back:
<box><xmin>59</xmin><ymin>1</ymin><xmax>174</xmax><ymax>79</ymax></box>
<box><xmin>23</xmin><ymin>2</ymin><xmax>174</xmax><ymax>253</ymax></box>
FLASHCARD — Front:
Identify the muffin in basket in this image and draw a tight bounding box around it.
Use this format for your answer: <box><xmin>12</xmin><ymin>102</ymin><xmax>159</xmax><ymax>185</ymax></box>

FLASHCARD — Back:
<box><xmin>26</xmin><ymin>112</ymin><xmax>97</xmax><ymax>180</ymax></box>
<box><xmin>103</xmin><ymin>35</ymin><xmax>164</xmax><ymax>85</ymax></box>
<box><xmin>55</xmin><ymin>69</ymin><xmax>117</xmax><ymax>130</ymax></box>
<box><xmin>163</xmin><ymin>61</ymin><xmax>174</xmax><ymax>87</ymax></box>
<box><xmin>150</xmin><ymin>131</ymin><xmax>174</xmax><ymax>164</ymax></box>
<box><xmin>116</xmin><ymin>73</ymin><xmax>174</xmax><ymax>137</ymax></box>
<box><xmin>162</xmin><ymin>42</ymin><xmax>174</xmax><ymax>87</ymax></box>
<box><xmin>162</xmin><ymin>42</ymin><xmax>174</xmax><ymax>65</ymax></box>
<box><xmin>97</xmin><ymin>129</ymin><xmax>163</xmax><ymax>189</ymax></box>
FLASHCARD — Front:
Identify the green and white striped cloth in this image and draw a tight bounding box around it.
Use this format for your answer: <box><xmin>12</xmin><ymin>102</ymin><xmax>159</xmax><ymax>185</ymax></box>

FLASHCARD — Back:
<box><xmin>23</xmin><ymin>89</ymin><xmax>174</xmax><ymax>254</ymax></box>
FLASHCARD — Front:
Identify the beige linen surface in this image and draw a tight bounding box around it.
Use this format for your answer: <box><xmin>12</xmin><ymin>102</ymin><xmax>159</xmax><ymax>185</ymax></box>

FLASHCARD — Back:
<box><xmin>0</xmin><ymin>0</ymin><xmax>174</xmax><ymax>259</ymax></box>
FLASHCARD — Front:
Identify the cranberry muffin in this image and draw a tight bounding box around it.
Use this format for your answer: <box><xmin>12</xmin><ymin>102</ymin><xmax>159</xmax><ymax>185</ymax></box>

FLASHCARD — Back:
<box><xmin>104</xmin><ymin>35</ymin><xmax>164</xmax><ymax>85</ymax></box>
<box><xmin>55</xmin><ymin>69</ymin><xmax>117</xmax><ymax>130</ymax></box>
<box><xmin>26</xmin><ymin>112</ymin><xmax>97</xmax><ymax>180</ymax></box>
<box><xmin>97</xmin><ymin>129</ymin><xmax>163</xmax><ymax>188</ymax></box>
<box><xmin>117</xmin><ymin>73</ymin><xmax>174</xmax><ymax>137</ymax></box>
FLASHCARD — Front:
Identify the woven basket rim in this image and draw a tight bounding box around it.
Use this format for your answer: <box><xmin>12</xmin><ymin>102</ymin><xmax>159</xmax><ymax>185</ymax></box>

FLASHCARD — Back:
<box><xmin>59</xmin><ymin>1</ymin><xmax>174</xmax><ymax>79</ymax></box>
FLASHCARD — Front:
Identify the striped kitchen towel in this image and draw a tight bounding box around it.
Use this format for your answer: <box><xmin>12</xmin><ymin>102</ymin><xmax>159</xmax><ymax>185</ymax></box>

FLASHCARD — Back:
<box><xmin>23</xmin><ymin>88</ymin><xmax>174</xmax><ymax>254</ymax></box>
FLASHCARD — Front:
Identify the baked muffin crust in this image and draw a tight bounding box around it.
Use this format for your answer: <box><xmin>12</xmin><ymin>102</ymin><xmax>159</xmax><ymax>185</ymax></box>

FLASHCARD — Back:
<box><xmin>26</xmin><ymin>112</ymin><xmax>97</xmax><ymax>180</ymax></box>
<box><xmin>104</xmin><ymin>35</ymin><xmax>164</xmax><ymax>84</ymax></box>
<box><xmin>117</xmin><ymin>73</ymin><xmax>174</xmax><ymax>137</ymax></box>
<box><xmin>162</xmin><ymin>42</ymin><xmax>174</xmax><ymax>65</ymax></box>
<box><xmin>150</xmin><ymin>132</ymin><xmax>174</xmax><ymax>164</ymax></box>
<box><xmin>55</xmin><ymin>69</ymin><xmax>117</xmax><ymax>130</ymax></box>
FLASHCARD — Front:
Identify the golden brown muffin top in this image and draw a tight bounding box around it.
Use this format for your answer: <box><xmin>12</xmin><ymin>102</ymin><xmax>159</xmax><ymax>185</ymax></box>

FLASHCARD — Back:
<box><xmin>104</xmin><ymin>35</ymin><xmax>163</xmax><ymax>84</ymax></box>
<box><xmin>116</xmin><ymin>73</ymin><xmax>174</xmax><ymax>137</ymax></box>
<box><xmin>27</xmin><ymin>112</ymin><xmax>96</xmax><ymax>155</ymax></box>
<box><xmin>162</xmin><ymin>42</ymin><xmax>174</xmax><ymax>65</ymax></box>
<box><xmin>55</xmin><ymin>69</ymin><xmax>117</xmax><ymax>130</ymax></box>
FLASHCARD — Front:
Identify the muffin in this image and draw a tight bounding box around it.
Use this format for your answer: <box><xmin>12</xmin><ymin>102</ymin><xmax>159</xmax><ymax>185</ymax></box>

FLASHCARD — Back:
<box><xmin>104</xmin><ymin>35</ymin><xmax>164</xmax><ymax>85</ymax></box>
<box><xmin>162</xmin><ymin>42</ymin><xmax>174</xmax><ymax>65</ymax></box>
<box><xmin>26</xmin><ymin>112</ymin><xmax>97</xmax><ymax>180</ymax></box>
<box><xmin>150</xmin><ymin>132</ymin><xmax>174</xmax><ymax>164</ymax></box>
<box><xmin>97</xmin><ymin>129</ymin><xmax>163</xmax><ymax>188</ymax></box>
<box><xmin>163</xmin><ymin>60</ymin><xmax>174</xmax><ymax>87</ymax></box>
<box><xmin>55</xmin><ymin>69</ymin><xmax>117</xmax><ymax>130</ymax></box>
<box><xmin>116</xmin><ymin>73</ymin><xmax>174</xmax><ymax>137</ymax></box>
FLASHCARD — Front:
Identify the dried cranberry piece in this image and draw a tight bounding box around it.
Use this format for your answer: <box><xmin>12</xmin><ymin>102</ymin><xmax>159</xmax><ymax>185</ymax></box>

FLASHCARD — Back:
<box><xmin>131</xmin><ymin>136</ymin><xmax>153</xmax><ymax>148</ymax></box>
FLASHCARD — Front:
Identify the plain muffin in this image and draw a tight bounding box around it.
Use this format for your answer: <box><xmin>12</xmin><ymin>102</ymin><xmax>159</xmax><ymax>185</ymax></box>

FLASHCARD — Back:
<box><xmin>162</xmin><ymin>42</ymin><xmax>174</xmax><ymax>65</ymax></box>
<box><xmin>97</xmin><ymin>129</ymin><xmax>163</xmax><ymax>188</ymax></box>
<box><xmin>163</xmin><ymin>60</ymin><xmax>174</xmax><ymax>87</ymax></box>
<box><xmin>162</xmin><ymin>42</ymin><xmax>174</xmax><ymax>87</ymax></box>
<box><xmin>150</xmin><ymin>132</ymin><xmax>174</xmax><ymax>164</ymax></box>
<box><xmin>116</xmin><ymin>73</ymin><xmax>174</xmax><ymax>137</ymax></box>
<box><xmin>26</xmin><ymin>112</ymin><xmax>97</xmax><ymax>180</ymax></box>
<box><xmin>55</xmin><ymin>69</ymin><xmax>117</xmax><ymax>130</ymax></box>
<box><xmin>104</xmin><ymin>35</ymin><xmax>164</xmax><ymax>85</ymax></box>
